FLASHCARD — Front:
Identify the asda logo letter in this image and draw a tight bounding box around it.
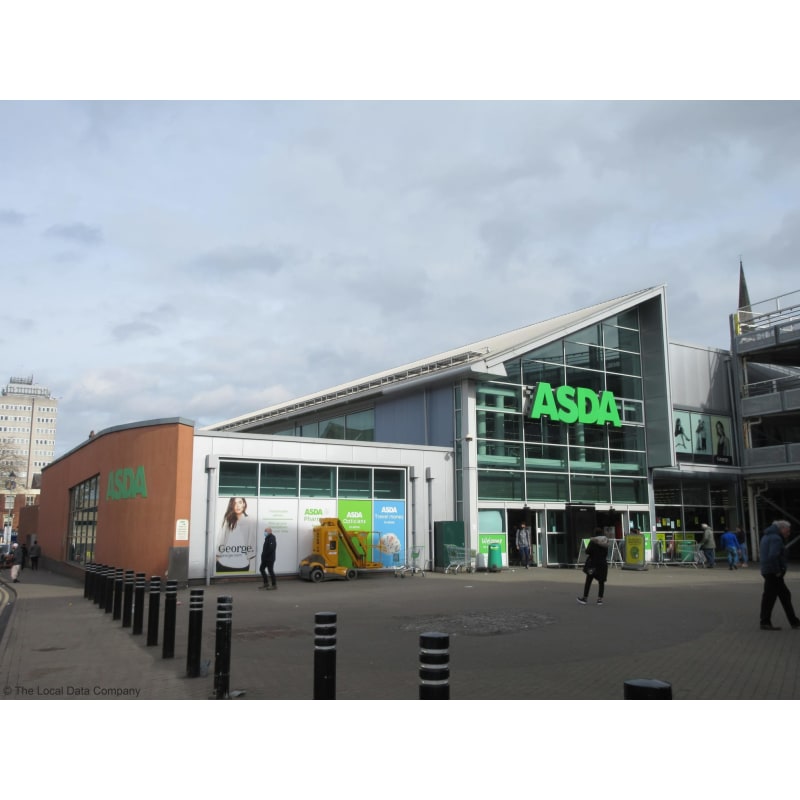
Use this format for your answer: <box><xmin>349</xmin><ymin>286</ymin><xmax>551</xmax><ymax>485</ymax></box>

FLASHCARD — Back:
<box><xmin>529</xmin><ymin>383</ymin><xmax>621</xmax><ymax>427</ymax></box>
<box><xmin>107</xmin><ymin>466</ymin><xmax>148</xmax><ymax>500</ymax></box>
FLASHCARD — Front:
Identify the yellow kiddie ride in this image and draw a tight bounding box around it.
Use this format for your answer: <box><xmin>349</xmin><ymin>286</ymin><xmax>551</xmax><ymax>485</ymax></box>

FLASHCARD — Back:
<box><xmin>299</xmin><ymin>518</ymin><xmax>385</xmax><ymax>582</ymax></box>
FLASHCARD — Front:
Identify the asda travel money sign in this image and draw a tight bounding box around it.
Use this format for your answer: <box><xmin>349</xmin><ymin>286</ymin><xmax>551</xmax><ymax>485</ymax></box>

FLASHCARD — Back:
<box><xmin>528</xmin><ymin>382</ymin><xmax>622</xmax><ymax>427</ymax></box>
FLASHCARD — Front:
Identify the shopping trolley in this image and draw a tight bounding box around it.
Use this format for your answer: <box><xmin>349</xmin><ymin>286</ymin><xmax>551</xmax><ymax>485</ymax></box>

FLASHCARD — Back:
<box><xmin>394</xmin><ymin>543</ymin><xmax>427</xmax><ymax>578</ymax></box>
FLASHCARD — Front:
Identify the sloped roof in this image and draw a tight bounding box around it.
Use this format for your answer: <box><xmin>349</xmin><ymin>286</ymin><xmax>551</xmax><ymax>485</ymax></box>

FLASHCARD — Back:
<box><xmin>205</xmin><ymin>285</ymin><xmax>666</xmax><ymax>432</ymax></box>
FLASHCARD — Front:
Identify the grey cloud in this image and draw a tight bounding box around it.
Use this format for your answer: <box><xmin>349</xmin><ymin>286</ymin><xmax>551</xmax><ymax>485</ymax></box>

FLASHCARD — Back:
<box><xmin>112</xmin><ymin>321</ymin><xmax>162</xmax><ymax>341</ymax></box>
<box><xmin>45</xmin><ymin>222</ymin><xmax>103</xmax><ymax>245</ymax></box>
<box><xmin>188</xmin><ymin>246</ymin><xmax>286</xmax><ymax>277</ymax></box>
<box><xmin>0</xmin><ymin>209</ymin><xmax>26</xmax><ymax>225</ymax></box>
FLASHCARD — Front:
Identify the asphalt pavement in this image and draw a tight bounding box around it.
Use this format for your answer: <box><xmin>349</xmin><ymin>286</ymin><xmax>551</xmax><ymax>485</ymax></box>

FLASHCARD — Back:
<box><xmin>2</xmin><ymin>559</ymin><xmax>799</xmax><ymax>700</ymax></box>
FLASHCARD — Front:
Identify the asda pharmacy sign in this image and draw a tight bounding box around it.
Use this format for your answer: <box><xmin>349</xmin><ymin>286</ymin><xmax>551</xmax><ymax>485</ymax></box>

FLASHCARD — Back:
<box><xmin>106</xmin><ymin>466</ymin><xmax>148</xmax><ymax>500</ymax></box>
<box><xmin>528</xmin><ymin>382</ymin><xmax>622</xmax><ymax>427</ymax></box>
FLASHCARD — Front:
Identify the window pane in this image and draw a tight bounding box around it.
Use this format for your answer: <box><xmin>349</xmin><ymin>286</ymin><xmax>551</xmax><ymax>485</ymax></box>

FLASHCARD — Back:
<box><xmin>612</xmin><ymin>477</ymin><xmax>648</xmax><ymax>504</ymax></box>
<box><xmin>320</xmin><ymin>417</ymin><xmax>345</xmax><ymax>439</ymax></box>
<box><xmin>522</xmin><ymin>359</ymin><xmax>564</xmax><ymax>387</ymax></box>
<box><xmin>260</xmin><ymin>463</ymin><xmax>298</xmax><ymax>497</ymax></box>
<box><xmin>374</xmin><ymin>469</ymin><xmax>405</xmax><ymax>499</ymax></box>
<box><xmin>477</xmin><ymin>441</ymin><xmax>522</xmax><ymax>468</ymax></box>
<box><xmin>300</xmin><ymin>465</ymin><xmax>336</xmax><ymax>497</ymax></box>
<box><xmin>345</xmin><ymin>410</ymin><xmax>374</xmax><ymax>441</ymax></box>
<box><xmin>565</xmin><ymin>341</ymin><xmax>604</xmax><ymax>371</ymax></box>
<box><xmin>571</xmin><ymin>474</ymin><xmax>611</xmax><ymax>503</ymax></box>
<box><xmin>525</xmin><ymin>342</ymin><xmax>564</xmax><ymax>364</ymax></box>
<box><xmin>526</xmin><ymin>473</ymin><xmax>569</xmax><ymax>501</ymax></box>
<box><xmin>478</xmin><ymin>470</ymin><xmax>524</xmax><ymax>501</ymax></box>
<box><xmin>525</xmin><ymin>443</ymin><xmax>567</xmax><ymax>471</ymax></box>
<box><xmin>300</xmin><ymin>421</ymin><xmax>319</xmax><ymax>437</ymax></box>
<box><xmin>338</xmin><ymin>467</ymin><xmax>371</xmax><ymax>498</ymax></box>
<box><xmin>219</xmin><ymin>461</ymin><xmax>258</xmax><ymax>496</ymax></box>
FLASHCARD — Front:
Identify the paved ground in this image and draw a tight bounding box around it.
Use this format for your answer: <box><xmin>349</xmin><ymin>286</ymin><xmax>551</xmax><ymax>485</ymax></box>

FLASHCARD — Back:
<box><xmin>1</xmin><ymin>560</ymin><xmax>799</xmax><ymax>700</ymax></box>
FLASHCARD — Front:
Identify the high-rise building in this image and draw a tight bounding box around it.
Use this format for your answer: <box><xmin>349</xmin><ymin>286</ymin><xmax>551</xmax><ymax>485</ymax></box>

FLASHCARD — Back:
<box><xmin>1</xmin><ymin>375</ymin><xmax>58</xmax><ymax>490</ymax></box>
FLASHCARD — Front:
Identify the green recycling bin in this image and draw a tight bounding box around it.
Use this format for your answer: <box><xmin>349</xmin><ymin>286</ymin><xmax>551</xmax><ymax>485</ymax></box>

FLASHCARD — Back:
<box><xmin>488</xmin><ymin>542</ymin><xmax>502</xmax><ymax>572</ymax></box>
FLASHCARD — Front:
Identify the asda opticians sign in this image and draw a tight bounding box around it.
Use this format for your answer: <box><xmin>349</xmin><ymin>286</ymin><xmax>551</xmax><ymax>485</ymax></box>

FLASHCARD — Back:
<box><xmin>106</xmin><ymin>466</ymin><xmax>148</xmax><ymax>500</ymax></box>
<box><xmin>528</xmin><ymin>382</ymin><xmax>622</xmax><ymax>427</ymax></box>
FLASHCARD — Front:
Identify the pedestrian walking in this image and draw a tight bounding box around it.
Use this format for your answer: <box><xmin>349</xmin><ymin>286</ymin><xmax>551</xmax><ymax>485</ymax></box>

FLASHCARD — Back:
<box><xmin>720</xmin><ymin>529</ymin><xmax>739</xmax><ymax>570</ymax></box>
<box><xmin>28</xmin><ymin>540</ymin><xmax>41</xmax><ymax>571</ymax></box>
<box><xmin>10</xmin><ymin>543</ymin><xmax>23</xmax><ymax>583</ymax></box>
<box><xmin>516</xmin><ymin>523</ymin><xmax>532</xmax><ymax>568</ymax></box>
<box><xmin>759</xmin><ymin>520</ymin><xmax>800</xmax><ymax>631</ymax></box>
<box><xmin>259</xmin><ymin>527</ymin><xmax>277</xmax><ymax>590</ymax></box>
<box><xmin>577</xmin><ymin>529</ymin><xmax>609</xmax><ymax>606</ymax></box>
<box><xmin>735</xmin><ymin>526</ymin><xmax>749</xmax><ymax>567</ymax></box>
<box><xmin>699</xmin><ymin>524</ymin><xmax>716</xmax><ymax>568</ymax></box>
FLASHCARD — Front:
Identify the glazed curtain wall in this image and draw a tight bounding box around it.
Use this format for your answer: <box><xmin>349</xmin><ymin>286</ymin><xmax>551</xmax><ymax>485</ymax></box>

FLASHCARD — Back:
<box><xmin>214</xmin><ymin>460</ymin><xmax>406</xmax><ymax>577</ymax></box>
<box><xmin>476</xmin><ymin>310</ymin><xmax>648</xmax><ymax>505</ymax></box>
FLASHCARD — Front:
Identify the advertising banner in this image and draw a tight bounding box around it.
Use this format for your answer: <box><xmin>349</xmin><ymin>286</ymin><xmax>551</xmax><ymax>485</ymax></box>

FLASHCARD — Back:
<box><xmin>623</xmin><ymin>533</ymin><xmax>646</xmax><ymax>570</ymax></box>
<box><xmin>372</xmin><ymin>500</ymin><xmax>406</xmax><ymax>567</ymax></box>
<box><xmin>260</xmin><ymin>499</ymin><xmax>300</xmax><ymax>573</ymax></box>
<box><xmin>214</xmin><ymin>496</ymin><xmax>259</xmax><ymax>576</ymax></box>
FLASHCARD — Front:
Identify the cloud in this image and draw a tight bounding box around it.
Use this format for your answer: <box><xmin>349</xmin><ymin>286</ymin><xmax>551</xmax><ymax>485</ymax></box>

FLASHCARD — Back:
<box><xmin>0</xmin><ymin>209</ymin><xmax>26</xmax><ymax>225</ymax></box>
<box><xmin>45</xmin><ymin>222</ymin><xmax>103</xmax><ymax>245</ymax></box>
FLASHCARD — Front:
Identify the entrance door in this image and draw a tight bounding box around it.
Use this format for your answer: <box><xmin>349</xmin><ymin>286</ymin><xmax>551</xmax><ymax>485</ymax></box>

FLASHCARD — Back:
<box><xmin>507</xmin><ymin>508</ymin><xmax>538</xmax><ymax>566</ymax></box>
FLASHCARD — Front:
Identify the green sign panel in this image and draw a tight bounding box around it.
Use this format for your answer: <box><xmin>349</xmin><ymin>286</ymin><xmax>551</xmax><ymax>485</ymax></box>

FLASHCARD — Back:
<box><xmin>106</xmin><ymin>466</ymin><xmax>148</xmax><ymax>500</ymax></box>
<box><xmin>529</xmin><ymin>382</ymin><xmax>621</xmax><ymax>427</ymax></box>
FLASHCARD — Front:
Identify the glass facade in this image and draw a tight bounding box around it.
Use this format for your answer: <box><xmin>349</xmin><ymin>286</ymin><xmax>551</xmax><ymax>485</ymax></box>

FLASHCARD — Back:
<box><xmin>66</xmin><ymin>474</ymin><xmax>99</xmax><ymax>563</ymax></box>
<box><xmin>476</xmin><ymin>312</ymin><xmax>647</xmax><ymax>505</ymax></box>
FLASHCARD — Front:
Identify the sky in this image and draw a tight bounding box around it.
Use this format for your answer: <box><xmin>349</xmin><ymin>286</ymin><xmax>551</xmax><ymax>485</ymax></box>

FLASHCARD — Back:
<box><xmin>2</xmin><ymin>6</ymin><xmax>800</xmax><ymax>463</ymax></box>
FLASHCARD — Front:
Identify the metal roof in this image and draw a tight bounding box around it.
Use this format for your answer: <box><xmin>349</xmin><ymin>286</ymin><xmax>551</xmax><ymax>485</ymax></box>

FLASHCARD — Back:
<box><xmin>205</xmin><ymin>285</ymin><xmax>667</xmax><ymax>432</ymax></box>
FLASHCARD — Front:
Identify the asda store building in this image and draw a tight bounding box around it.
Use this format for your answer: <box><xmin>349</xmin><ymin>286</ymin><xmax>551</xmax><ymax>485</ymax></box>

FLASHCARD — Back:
<box><xmin>36</xmin><ymin>284</ymin><xmax>741</xmax><ymax>581</ymax></box>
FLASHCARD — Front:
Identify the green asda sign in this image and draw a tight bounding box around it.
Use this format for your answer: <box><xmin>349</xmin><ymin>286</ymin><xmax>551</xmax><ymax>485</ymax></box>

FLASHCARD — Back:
<box><xmin>528</xmin><ymin>382</ymin><xmax>622</xmax><ymax>427</ymax></box>
<box><xmin>106</xmin><ymin>466</ymin><xmax>148</xmax><ymax>500</ymax></box>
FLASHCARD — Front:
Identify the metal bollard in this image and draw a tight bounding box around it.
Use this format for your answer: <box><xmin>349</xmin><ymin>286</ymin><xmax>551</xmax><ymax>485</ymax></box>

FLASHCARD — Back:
<box><xmin>84</xmin><ymin>562</ymin><xmax>95</xmax><ymax>599</ymax></box>
<box><xmin>104</xmin><ymin>566</ymin><xmax>116</xmax><ymax>614</ymax></box>
<box><xmin>213</xmin><ymin>596</ymin><xmax>233</xmax><ymax>699</ymax></box>
<box><xmin>147</xmin><ymin>576</ymin><xmax>161</xmax><ymax>646</ymax></box>
<box><xmin>419</xmin><ymin>632</ymin><xmax>450</xmax><ymax>700</ymax></box>
<box><xmin>122</xmin><ymin>571</ymin><xmax>135</xmax><ymax>628</ymax></box>
<box><xmin>132</xmin><ymin>573</ymin><xmax>146</xmax><ymax>635</ymax></box>
<box><xmin>162</xmin><ymin>580</ymin><xmax>178</xmax><ymax>659</ymax></box>
<box><xmin>112</xmin><ymin>569</ymin><xmax>124</xmax><ymax>620</ymax></box>
<box><xmin>313</xmin><ymin>612</ymin><xmax>337</xmax><ymax>700</ymax></box>
<box><xmin>186</xmin><ymin>588</ymin><xmax>205</xmax><ymax>678</ymax></box>
<box><xmin>623</xmin><ymin>679</ymin><xmax>672</xmax><ymax>699</ymax></box>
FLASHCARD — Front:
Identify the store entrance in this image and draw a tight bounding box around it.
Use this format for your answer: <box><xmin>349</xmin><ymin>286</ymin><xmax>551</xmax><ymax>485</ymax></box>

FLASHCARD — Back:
<box><xmin>507</xmin><ymin>507</ymin><xmax>537</xmax><ymax>566</ymax></box>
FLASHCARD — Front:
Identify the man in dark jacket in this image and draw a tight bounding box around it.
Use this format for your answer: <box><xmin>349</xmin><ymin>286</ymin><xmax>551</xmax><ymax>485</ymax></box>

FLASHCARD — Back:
<box><xmin>759</xmin><ymin>520</ymin><xmax>800</xmax><ymax>631</ymax></box>
<box><xmin>10</xmin><ymin>543</ymin><xmax>24</xmax><ymax>583</ymax></box>
<box><xmin>259</xmin><ymin>527</ymin><xmax>277</xmax><ymax>590</ymax></box>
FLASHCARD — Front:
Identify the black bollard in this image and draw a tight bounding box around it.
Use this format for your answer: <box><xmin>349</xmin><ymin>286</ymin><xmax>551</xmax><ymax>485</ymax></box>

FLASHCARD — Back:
<box><xmin>84</xmin><ymin>562</ymin><xmax>95</xmax><ymax>599</ymax></box>
<box><xmin>112</xmin><ymin>569</ymin><xmax>124</xmax><ymax>620</ymax></box>
<box><xmin>313</xmin><ymin>612</ymin><xmax>337</xmax><ymax>700</ymax></box>
<box><xmin>186</xmin><ymin>588</ymin><xmax>204</xmax><ymax>678</ymax></box>
<box><xmin>213</xmin><ymin>596</ymin><xmax>233</xmax><ymax>699</ymax></box>
<box><xmin>122</xmin><ymin>571</ymin><xmax>134</xmax><ymax>628</ymax></box>
<box><xmin>104</xmin><ymin>566</ymin><xmax>115</xmax><ymax>614</ymax></box>
<box><xmin>147</xmin><ymin>576</ymin><xmax>161</xmax><ymax>646</ymax></box>
<box><xmin>419</xmin><ymin>632</ymin><xmax>450</xmax><ymax>700</ymax></box>
<box><xmin>162</xmin><ymin>580</ymin><xmax>178</xmax><ymax>659</ymax></box>
<box><xmin>93</xmin><ymin>564</ymin><xmax>106</xmax><ymax>606</ymax></box>
<box><xmin>624</xmin><ymin>679</ymin><xmax>672</xmax><ymax>699</ymax></box>
<box><xmin>132</xmin><ymin>573</ymin><xmax>146</xmax><ymax>635</ymax></box>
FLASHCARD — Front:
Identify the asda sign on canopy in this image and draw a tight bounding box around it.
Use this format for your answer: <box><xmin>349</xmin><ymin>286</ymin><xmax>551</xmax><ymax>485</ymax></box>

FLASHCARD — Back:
<box><xmin>528</xmin><ymin>382</ymin><xmax>622</xmax><ymax>427</ymax></box>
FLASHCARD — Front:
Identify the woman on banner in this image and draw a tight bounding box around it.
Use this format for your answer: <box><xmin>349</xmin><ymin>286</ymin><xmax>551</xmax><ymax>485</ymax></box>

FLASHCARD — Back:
<box><xmin>216</xmin><ymin>496</ymin><xmax>258</xmax><ymax>573</ymax></box>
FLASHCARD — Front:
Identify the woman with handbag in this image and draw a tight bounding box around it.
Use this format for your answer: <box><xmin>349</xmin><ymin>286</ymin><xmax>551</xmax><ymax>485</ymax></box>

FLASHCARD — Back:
<box><xmin>577</xmin><ymin>529</ymin><xmax>609</xmax><ymax>606</ymax></box>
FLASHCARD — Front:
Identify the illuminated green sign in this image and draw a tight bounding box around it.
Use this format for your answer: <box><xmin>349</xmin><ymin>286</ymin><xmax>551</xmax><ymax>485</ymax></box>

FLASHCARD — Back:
<box><xmin>106</xmin><ymin>466</ymin><xmax>148</xmax><ymax>500</ymax></box>
<box><xmin>528</xmin><ymin>382</ymin><xmax>622</xmax><ymax>427</ymax></box>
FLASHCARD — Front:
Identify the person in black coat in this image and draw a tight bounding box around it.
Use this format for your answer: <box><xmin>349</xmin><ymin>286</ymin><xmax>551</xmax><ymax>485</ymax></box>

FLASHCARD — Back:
<box><xmin>259</xmin><ymin>527</ymin><xmax>277</xmax><ymax>590</ymax></box>
<box><xmin>577</xmin><ymin>529</ymin><xmax>609</xmax><ymax>606</ymax></box>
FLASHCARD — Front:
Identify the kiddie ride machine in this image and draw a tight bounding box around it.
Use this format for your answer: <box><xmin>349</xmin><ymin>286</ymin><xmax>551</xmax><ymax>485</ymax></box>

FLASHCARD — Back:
<box><xmin>299</xmin><ymin>517</ymin><xmax>387</xmax><ymax>583</ymax></box>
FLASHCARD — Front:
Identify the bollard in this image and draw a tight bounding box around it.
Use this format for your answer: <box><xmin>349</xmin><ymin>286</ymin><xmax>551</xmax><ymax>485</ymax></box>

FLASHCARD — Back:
<box><xmin>146</xmin><ymin>576</ymin><xmax>161</xmax><ymax>646</ymax></box>
<box><xmin>84</xmin><ymin>562</ymin><xmax>95</xmax><ymax>599</ymax></box>
<box><xmin>104</xmin><ymin>566</ymin><xmax>116</xmax><ymax>614</ymax></box>
<box><xmin>419</xmin><ymin>632</ymin><xmax>450</xmax><ymax>700</ymax></box>
<box><xmin>112</xmin><ymin>569</ymin><xmax>124</xmax><ymax>620</ymax></box>
<box><xmin>132</xmin><ymin>573</ymin><xmax>146</xmax><ymax>635</ymax></box>
<box><xmin>122</xmin><ymin>571</ymin><xmax>135</xmax><ymax>628</ymax></box>
<box><xmin>162</xmin><ymin>580</ymin><xmax>178</xmax><ymax>659</ymax></box>
<box><xmin>213</xmin><ymin>596</ymin><xmax>233</xmax><ymax>699</ymax></box>
<box><xmin>623</xmin><ymin>679</ymin><xmax>673</xmax><ymax>699</ymax></box>
<box><xmin>93</xmin><ymin>564</ymin><xmax>106</xmax><ymax>606</ymax></box>
<box><xmin>186</xmin><ymin>588</ymin><xmax>204</xmax><ymax>678</ymax></box>
<box><xmin>313</xmin><ymin>612</ymin><xmax>337</xmax><ymax>700</ymax></box>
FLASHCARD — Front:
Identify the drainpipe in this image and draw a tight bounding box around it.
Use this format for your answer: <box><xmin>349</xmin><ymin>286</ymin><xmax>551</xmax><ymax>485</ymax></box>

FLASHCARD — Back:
<box><xmin>205</xmin><ymin>455</ymin><xmax>219</xmax><ymax>586</ymax></box>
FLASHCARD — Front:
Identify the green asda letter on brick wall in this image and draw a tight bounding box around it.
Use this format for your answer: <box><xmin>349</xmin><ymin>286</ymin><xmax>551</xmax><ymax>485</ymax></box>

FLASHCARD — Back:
<box><xmin>106</xmin><ymin>466</ymin><xmax>148</xmax><ymax>500</ymax></box>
